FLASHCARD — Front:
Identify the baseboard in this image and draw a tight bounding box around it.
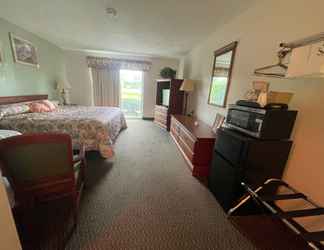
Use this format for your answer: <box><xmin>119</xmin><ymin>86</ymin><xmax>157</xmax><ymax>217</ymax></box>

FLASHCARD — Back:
<box><xmin>142</xmin><ymin>117</ymin><xmax>154</xmax><ymax>121</ymax></box>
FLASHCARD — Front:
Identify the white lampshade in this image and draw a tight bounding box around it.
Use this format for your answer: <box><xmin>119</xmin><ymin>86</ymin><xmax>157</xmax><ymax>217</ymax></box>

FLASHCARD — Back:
<box><xmin>180</xmin><ymin>79</ymin><xmax>194</xmax><ymax>92</ymax></box>
<box><xmin>56</xmin><ymin>80</ymin><xmax>71</xmax><ymax>92</ymax></box>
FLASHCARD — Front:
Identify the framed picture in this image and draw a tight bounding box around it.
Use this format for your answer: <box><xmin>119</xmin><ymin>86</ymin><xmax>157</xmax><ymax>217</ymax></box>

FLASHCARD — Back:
<box><xmin>211</xmin><ymin>113</ymin><xmax>225</xmax><ymax>134</ymax></box>
<box><xmin>9</xmin><ymin>33</ymin><xmax>39</xmax><ymax>68</ymax></box>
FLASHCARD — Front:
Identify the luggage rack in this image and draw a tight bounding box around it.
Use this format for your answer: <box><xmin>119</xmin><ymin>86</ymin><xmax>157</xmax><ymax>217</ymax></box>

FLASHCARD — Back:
<box><xmin>229</xmin><ymin>179</ymin><xmax>324</xmax><ymax>250</ymax></box>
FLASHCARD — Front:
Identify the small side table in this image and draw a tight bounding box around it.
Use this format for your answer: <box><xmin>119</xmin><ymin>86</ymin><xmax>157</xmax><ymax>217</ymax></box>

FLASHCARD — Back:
<box><xmin>0</xmin><ymin>130</ymin><xmax>22</xmax><ymax>208</ymax></box>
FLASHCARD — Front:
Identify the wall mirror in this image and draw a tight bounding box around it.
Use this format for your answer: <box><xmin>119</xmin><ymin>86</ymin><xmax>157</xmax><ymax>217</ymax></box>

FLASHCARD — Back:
<box><xmin>208</xmin><ymin>41</ymin><xmax>238</xmax><ymax>107</ymax></box>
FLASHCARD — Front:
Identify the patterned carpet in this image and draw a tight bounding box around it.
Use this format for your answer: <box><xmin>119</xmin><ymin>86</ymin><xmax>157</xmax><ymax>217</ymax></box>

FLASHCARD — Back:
<box><xmin>65</xmin><ymin>120</ymin><xmax>256</xmax><ymax>250</ymax></box>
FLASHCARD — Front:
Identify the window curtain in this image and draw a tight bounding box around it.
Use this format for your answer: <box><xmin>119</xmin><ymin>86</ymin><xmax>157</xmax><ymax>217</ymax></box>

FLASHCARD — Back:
<box><xmin>88</xmin><ymin>56</ymin><xmax>151</xmax><ymax>107</ymax></box>
<box><xmin>90</xmin><ymin>67</ymin><xmax>120</xmax><ymax>107</ymax></box>
<box><xmin>87</xmin><ymin>56</ymin><xmax>152</xmax><ymax>72</ymax></box>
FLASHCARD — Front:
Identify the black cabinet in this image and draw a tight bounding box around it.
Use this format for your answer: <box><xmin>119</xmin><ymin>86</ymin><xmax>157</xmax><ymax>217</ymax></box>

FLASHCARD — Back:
<box><xmin>208</xmin><ymin>128</ymin><xmax>292</xmax><ymax>211</ymax></box>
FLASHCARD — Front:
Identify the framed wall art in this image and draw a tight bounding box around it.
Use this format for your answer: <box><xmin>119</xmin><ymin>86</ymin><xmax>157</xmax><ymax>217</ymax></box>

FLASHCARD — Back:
<box><xmin>9</xmin><ymin>33</ymin><xmax>39</xmax><ymax>68</ymax></box>
<box><xmin>211</xmin><ymin>113</ymin><xmax>225</xmax><ymax>134</ymax></box>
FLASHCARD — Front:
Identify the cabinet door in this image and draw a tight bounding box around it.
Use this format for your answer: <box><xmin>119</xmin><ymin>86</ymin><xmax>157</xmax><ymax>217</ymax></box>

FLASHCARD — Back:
<box><xmin>208</xmin><ymin>152</ymin><xmax>243</xmax><ymax>211</ymax></box>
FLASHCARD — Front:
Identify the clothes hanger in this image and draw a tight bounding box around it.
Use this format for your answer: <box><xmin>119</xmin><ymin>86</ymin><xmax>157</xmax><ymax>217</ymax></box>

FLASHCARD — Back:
<box><xmin>254</xmin><ymin>49</ymin><xmax>290</xmax><ymax>78</ymax></box>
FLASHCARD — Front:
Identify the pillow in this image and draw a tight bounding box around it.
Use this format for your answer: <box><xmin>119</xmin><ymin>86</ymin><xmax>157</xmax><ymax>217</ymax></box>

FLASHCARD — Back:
<box><xmin>40</xmin><ymin>100</ymin><xmax>57</xmax><ymax>111</ymax></box>
<box><xmin>29</xmin><ymin>102</ymin><xmax>50</xmax><ymax>113</ymax></box>
<box><xmin>0</xmin><ymin>104</ymin><xmax>30</xmax><ymax>118</ymax></box>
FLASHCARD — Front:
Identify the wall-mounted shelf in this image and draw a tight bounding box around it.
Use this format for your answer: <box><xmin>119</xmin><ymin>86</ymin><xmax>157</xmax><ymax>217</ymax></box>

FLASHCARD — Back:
<box><xmin>254</xmin><ymin>32</ymin><xmax>324</xmax><ymax>79</ymax></box>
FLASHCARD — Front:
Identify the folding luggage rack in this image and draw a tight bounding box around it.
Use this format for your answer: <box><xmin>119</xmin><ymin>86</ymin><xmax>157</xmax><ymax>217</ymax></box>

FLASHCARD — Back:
<box><xmin>228</xmin><ymin>179</ymin><xmax>324</xmax><ymax>250</ymax></box>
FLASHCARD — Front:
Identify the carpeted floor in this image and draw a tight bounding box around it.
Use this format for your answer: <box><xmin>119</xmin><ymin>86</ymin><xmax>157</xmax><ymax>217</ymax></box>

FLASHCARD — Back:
<box><xmin>65</xmin><ymin>120</ymin><xmax>256</xmax><ymax>250</ymax></box>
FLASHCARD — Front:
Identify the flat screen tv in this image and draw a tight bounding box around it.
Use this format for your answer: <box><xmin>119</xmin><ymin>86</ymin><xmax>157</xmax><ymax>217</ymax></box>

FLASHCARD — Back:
<box><xmin>162</xmin><ymin>89</ymin><xmax>170</xmax><ymax>106</ymax></box>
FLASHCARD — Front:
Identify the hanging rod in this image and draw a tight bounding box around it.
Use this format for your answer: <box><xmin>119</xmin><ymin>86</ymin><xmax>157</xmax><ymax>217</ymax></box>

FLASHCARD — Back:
<box><xmin>280</xmin><ymin>32</ymin><xmax>324</xmax><ymax>49</ymax></box>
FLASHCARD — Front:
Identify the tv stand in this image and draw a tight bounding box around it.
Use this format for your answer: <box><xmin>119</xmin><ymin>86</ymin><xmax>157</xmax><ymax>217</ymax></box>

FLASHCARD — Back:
<box><xmin>154</xmin><ymin>79</ymin><xmax>184</xmax><ymax>131</ymax></box>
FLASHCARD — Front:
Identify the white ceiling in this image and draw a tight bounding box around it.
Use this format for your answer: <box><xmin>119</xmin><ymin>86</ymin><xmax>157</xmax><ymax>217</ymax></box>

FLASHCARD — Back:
<box><xmin>0</xmin><ymin>0</ymin><xmax>257</xmax><ymax>58</ymax></box>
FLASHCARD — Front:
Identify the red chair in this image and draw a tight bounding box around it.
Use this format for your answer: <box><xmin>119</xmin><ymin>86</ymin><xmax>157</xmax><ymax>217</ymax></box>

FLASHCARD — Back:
<box><xmin>0</xmin><ymin>133</ymin><xmax>86</xmax><ymax>226</ymax></box>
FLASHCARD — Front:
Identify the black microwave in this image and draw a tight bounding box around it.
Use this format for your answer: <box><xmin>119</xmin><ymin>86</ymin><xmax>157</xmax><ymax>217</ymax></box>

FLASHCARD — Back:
<box><xmin>225</xmin><ymin>104</ymin><xmax>297</xmax><ymax>140</ymax></box>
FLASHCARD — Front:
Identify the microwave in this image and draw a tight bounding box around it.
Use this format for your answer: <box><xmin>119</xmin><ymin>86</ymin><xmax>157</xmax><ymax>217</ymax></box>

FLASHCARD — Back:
<box><xmin>225</xmin><ymin>104</ymin><xmax>297</xmax><ymax>140</ymax></box>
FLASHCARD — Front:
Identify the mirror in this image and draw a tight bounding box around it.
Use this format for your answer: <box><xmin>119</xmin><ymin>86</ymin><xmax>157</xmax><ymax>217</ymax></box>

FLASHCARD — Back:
<box><xmin>208</xmin><ymin>41</ymin><xmax>238</xmax><ymax>107</ymax></box>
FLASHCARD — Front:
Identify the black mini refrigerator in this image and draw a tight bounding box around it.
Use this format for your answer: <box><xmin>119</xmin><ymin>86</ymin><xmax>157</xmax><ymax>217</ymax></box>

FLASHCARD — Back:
<box><xmin>208</xmin><ymin>128</ymin><xmax>292</xmax><ymax>211</ymax></box>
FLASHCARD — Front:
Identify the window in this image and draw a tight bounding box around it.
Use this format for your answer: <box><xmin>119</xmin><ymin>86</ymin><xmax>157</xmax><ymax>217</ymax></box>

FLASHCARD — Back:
<box><xmin>120</xmin><ymin>70</ymin><xmax>144</xmax><ymax>118</ymax></box>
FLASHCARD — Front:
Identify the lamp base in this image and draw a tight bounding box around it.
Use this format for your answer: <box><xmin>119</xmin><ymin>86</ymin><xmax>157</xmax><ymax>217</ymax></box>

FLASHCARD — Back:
<box><xmin>60</xmin><ymin>92</ymin><xmax>67</xmax><ymax>105</ymax></box>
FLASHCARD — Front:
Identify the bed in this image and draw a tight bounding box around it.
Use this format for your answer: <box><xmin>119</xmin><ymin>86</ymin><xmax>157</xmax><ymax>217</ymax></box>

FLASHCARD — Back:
<box><xmin>0</xmin><ymin>95</ymin><xmax>127</xmax><ymax>158</ymax></box>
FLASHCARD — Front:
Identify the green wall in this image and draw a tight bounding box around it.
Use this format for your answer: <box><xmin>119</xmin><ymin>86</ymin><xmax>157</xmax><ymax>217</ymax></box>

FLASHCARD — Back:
<box><xmin>0</xmin><ymin>18</ymin><xmax>65</xmax><ymax>99</ymax></box>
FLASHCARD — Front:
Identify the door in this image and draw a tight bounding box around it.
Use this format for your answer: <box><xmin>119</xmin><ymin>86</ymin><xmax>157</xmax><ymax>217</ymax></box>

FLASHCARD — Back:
<box><xmin>120</xmin><ymin>70</ymin><xmax>144</xmax><ymax>118</ymax></box>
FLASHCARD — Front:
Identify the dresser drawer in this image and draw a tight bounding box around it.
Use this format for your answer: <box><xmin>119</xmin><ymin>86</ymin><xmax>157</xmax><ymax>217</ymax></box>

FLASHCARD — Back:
<box><xmin>155</xmin><ymin>112</ymin><xmax>167</xmax><ymax>120</ymax></box>
<box><xmin>178</xmin><ymin>136</ymin><xmax>194</xmax><ymax>162</ymax></box>
<box><xmin>170</xmin><ymin>126</ymin><xmax>178</xmax><ymax>137</ymax></box>
<box><xmin>179</xmin><ymin>128</ymin><xmax>196</xmax><ymax>152</ymax></box>
<box><xmin>155</xmin><ymin>105</ymin><xmax>168</xmax><ymax>114</ymax></box>
<box><xmin>154</xmin><ymin>111</ymin><xmax>168</xmax><ymax>120</ymax></box>
<box><xmin>170</xmin><ymin>117</ymin><xmax>180</xmax><ymax>135</ymax></box>
<box><xmin>155</xmin><ymin>116</ymin><xmax>167</xmax><ymax>126</ymax></box>
<box><xmin>170</xmin><ymin>127</ymin><xmax>179</xmax><ymax>142</ymax></box>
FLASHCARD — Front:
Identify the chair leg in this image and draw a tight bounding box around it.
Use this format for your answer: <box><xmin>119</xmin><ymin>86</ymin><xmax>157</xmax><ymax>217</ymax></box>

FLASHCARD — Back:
<box><xmin>81</xmin><ymin>160</ymin><xmax>87</xmax><ymax>189</ymax></box>
<box><xmin>72</xmin><ymin>192</ymin><xmax>81</xmax><ymax>228</ymax></box>
<box><xmin>62</xmin><ymin>196</ymin><xmax>79</xmax><ymax>249</ymax></box>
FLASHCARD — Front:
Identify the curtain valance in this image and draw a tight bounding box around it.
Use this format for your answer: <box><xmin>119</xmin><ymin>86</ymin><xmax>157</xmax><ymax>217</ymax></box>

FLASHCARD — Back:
<box><xmin>213</xmin><ymin>67</ymin><xmax>229</xmax><ymax>77</ymax></box>
<box><xmin>87</xmin><ymin>56</ymin><xmax>152</xmax><ymax>71</ymax></box>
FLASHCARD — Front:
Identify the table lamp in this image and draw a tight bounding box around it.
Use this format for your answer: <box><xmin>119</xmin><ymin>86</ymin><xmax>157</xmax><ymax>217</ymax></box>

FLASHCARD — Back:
<box><xmin>56</xmin><ymin>80</ymin><xmax>71</xmax><ymax>105</ymax></box>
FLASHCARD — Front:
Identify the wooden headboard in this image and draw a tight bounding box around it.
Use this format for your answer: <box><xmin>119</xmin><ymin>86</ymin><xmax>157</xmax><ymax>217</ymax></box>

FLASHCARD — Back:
<box><xmin>0</xmin><ymin>95</ymin><xmax>48</xmax><ymax>105</ymax></box>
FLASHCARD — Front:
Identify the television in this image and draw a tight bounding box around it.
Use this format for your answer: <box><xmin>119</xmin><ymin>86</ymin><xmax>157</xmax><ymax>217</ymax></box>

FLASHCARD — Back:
<box><xmin>162</xmin><ymin>89</ymin><xmax>170</xmax><ymax>106</ymax></box>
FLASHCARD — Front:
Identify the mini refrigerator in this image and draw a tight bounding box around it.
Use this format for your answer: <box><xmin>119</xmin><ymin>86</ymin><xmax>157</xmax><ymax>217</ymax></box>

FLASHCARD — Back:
<box><xmin>208</xmin><ymin>128</ymin><xmax>292</xmax><ymax>211</ymax></box>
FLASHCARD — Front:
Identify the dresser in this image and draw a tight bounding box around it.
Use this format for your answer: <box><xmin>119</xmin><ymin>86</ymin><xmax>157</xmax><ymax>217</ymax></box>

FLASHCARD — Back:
<box><xmin>170</xmin><ymin>115</ymin><xmax>216</xmax><ymax>178</ymax></box>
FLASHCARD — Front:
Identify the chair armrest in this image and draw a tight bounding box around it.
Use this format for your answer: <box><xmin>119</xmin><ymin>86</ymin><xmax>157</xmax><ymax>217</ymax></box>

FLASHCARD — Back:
<box><xmin>73</xmin><ymin>144</ymin><xmax>86</xmax><ymax>164</ymax></box>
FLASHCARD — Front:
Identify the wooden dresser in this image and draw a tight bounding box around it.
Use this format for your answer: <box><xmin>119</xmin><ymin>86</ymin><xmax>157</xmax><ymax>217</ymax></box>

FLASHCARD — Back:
<box><xmin>170</xmin><ymin>115</ymin><xmax>216</xmax><ymax>178</ymax></box>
